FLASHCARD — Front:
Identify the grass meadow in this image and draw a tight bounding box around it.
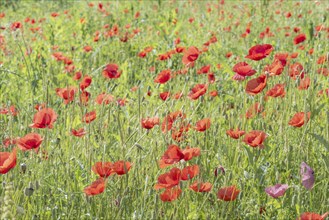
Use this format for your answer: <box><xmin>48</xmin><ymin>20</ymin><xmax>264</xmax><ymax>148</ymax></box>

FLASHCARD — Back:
<box><xmin>0</xmin><ymin>0</ymin><xmax>329</xmax><ymax>219</ymax></box>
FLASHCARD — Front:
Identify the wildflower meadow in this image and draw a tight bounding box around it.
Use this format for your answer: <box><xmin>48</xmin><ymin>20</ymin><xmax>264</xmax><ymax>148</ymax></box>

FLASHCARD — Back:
<box><xmin>0</xmin><ymin>0</ymin><xmax>329</xmax><ymax>219</ymax></box>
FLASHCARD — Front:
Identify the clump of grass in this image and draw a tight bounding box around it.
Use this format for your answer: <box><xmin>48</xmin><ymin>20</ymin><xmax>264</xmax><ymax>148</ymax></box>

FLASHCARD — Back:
<box><xmin>1</xmin><ymin>182</ymin><xmax>16</xmax><ymax>220</ymax></box>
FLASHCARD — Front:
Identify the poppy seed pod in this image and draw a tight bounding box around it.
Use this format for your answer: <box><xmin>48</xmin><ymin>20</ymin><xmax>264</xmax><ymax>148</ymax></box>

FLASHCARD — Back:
<box><xmin>35</xmin><ymin>181</ymin><xmax>40</xmax><ymax>190</ymax></box>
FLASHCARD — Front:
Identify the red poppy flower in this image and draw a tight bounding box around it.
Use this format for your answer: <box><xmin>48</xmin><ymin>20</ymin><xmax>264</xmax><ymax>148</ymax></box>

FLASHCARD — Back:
<box><xmin>0</xmin><ymin>107</ymin><xmax>9</xmax><ymax>115</ymax></box>
<box><xmin>188</xmin><ymin>84</ymin><xmax>208</xmax><ymax>100</ymax></box>
<box><xmin>265</xmin><ymin>84</ymin><xmax>286</xmax><ymax>99</ymax></box>
<box><xmin>0</xmin><ymin>106</ymin><xmax>18</xmax><ymax>116</ymax></box>
<box><xmin>298</xmin><ymin>77</ymin><xmax>310</xmax><ymax>90</ymax></box>
<box><xmin>34</xmin><ymin>103</ymin><xmax>46</xmax><ymax>111</ymax></box>
<box><xmin>289</xmin><ymin>112</ymin><xmax>311</xmax><ymax>127</ymax></box>
<box><xmin>294</xmin><ymin>33</ymin><xmax>306</xmax><ymax>45</ymax></box>
<box><xmin>64</xmin><ymin>64</ymin><xmax>75</xmax><ymax>73</ymax></box>
<box><xmin>130</xmin><ymin>86</ymin><xmax>139</xmax><ymax>92</ymax></box>
<box><xmin>210</xmin><ymin>35</ymin><xmax>217</xmax><ymax>43</ymax></box>
<box><xmin>143</xmin><ymin>46</ymin><xmax>152</xmax><ymax>53</ymax></box>
<box><xmin>297</xmin><ymin>212</ymin><xmax>328</xmax><ymax>220</ymax></box>
<box><xmin>2</xmin><ymin>138</ymin><xmax>17</xmax><ymax>148</ymax></box>
<box><xmin>82</xmin><ymin>111</ymin><xmax>96</xmax><ymax>123</ymax></box>
<box><xmin>30</xmin><ymin>108</ymin><xmax>57</xmax><ymax>129</ymax></box>
<box><xmin>290</xmin><ymin>52</ymin><xmax>299</xmax><ymax>59</ymax></box>
<box><xmin>117</xmin><ymin>98</ymin><xmax>127</xmax><ymax>107</ymax></box>
<box><xmin>289</xmin><ymin>62</ymin><xmax>305</xmax><ymax>79</ymax></box>
<box><xmin>159</xmin><ymin>145</ymin><xmax>184</xmax><ymax>168</ymax></box>
<box><xmin>197</xmin><ymin>65</ymin><xmax>211</xmax><ymax>74</ymax></box>
<box><xmin>182</xmin><ymin>147</ymin><xmax>200</xmax><ymax>161</ymax></box>
<box><xmin>243</xmin><ymin>130</ymin><xmax>267</xmax><ymax>148</ymax></box>
<box><xmin>0</xmin><ymin>148</ymin><xmax>17</xmax><ymax>174</ymax></box>
<box><xmin>226</xmin><ymin>128</ymin><xmax>245</xmax><ymax>139</ymax></box>
<box><xmin>317</xmin><ymin>68</ymin><xmax>329</xmax><ymax>76</ymax></box>
<box><xmin>83</xmin><ymin>45</ymin><xmax>93</xmax><ymax>52</ymax></box>
<box><xmin>73</xmin><ymin>71</ymin><xmax>82</xmax><ymax>80</ymax></box>
<box><xmin>208</xmin><ymin>72</ymin><xmax>216</xmax><ymax>84</ymax></box>
<box><xmin>95</xmin><ymin>93</ymin><xmax>114</xmax><ymax>105</ymax></box>
<box><xmin>141</xmin><ymin>117</ymin><xmax>160</xmax><ymax>129</ymax></box>
<box><xmin>111</xmin><ymin>161</ymin><xmax>131</xmax><ymax>175</ymax></box>
<box><xmin>102</xmin><ymin>63</ymin><xmax>121</xmax><ymax>79</ymax></box>
<box><xmin>51</xmin><ymin>12</ymin><xmax>59</xmax><ymax>17</ymax></box>
<box><xmin>80</xmin><ymin>75</ymin><xmax>92</xmax><ymax>91</ymax></box>
<box><xmin>265</xmin><ymin>184</ymin><xmax>288</xmax><ymax>198</ymax></box>
<box><xmin>154</xmin><ymin>70</ymin><xmax>171</xmax><ymax>84</ymax></box>
<box><xmin>52</xmin><ymin>52</ymin><xmax>64</xmax><ymax>61</ymax></box>
<box><xmin>264</xmin><ymin>59</ymin><xmax>284</xmax><ymax>76</ymax></box>
<box><xmin>157</xmin><ymin>53</ymin><xmax>171</xmax><ymax>61</ymax></box>
<box><xmin>245</xmin><ymin>102</ymin><xmax>263</xmax><ymax>119</ymax></box>
<box><xmin>10</xmin><ymin>21</ymin><xmax>22</xmax><ymax>31</ymax></box>
<box><xmin>84</xmin><ymin>178</ymin><xmax>106</xmax><ymax>196</ymax></box>
<box><xmin>225</xmin><ymin>52</ymin><xmax>233</xmax><ymax>58</ymax></box>
<box><xmin>71</xmin><ymin>128</ymin><xmax>87</xmax><ymax>137</ymax></box>
<box><xmin>209</xmin><ymin>90</ymin><xmax>218</xmax><ymax>97</ymax></box>
<box><xmin>80</xmin><ymin>91</ymin><xmax>90</xmax><ymax>105</ymax></box>
<box><xmin>182</xmin><ymin>46</ymin><xmax>200</xmax><ymax>66</ymax></box>
<box><xmin>181</xmin><ymin>165</ymin><xmax>199</xmax><ymax>181</ymax></box>
<box><xmin>159</xmin><ymin>92</ymin><xmax>170</xmax><ymax>101</ymax></box>
<box><xmin>160</xmin><ymin>187</ymin><xmax>182</xmax><ymax>202</ymax></box>
<box><xmin>233</xmin><ymin>62</ymin><xmax>256</xmax><ymax>77</ymax></box>
<box><xmin>138</xmin><ymin>51</ymin><xmax>147</xmax><ymax>58</ymax></box>
<box><xmin>92</xmin><ymin>162</ymin><xmax>114</xmax><ymax>178</ymax></box>
<box><xmin>274</xmin><ymin>53</ymin><xmax>289</xmax><ymax>67</ymax></box>
<box><xmin>317</xmin><ymin>55</ymin><xmax>328</xmax><ymax>65</ymax></box>
<box><xmin>154</xmin><ymin>167</ymin><xmax>181</xmax><ymax>190</ymax></box>
<box><xmin>232</xmin><ymin>73</ymin><xmax>246</xmax><ymax>81</ymax></box>
<box><xmin>245</xmin><ymin>74</ymin><xmax>267</xmax><ymax>95</ymax></box>
<box><xmin>17</xmin><ymin>133</ymin><xmax>43</xmax><ymax>151</ymax></box>
<box><xmin>245</xmin><ymin>44</ymin><xmax>273</xmax><ymax>61</ymax></box>
<box><xmin>171</xmin><ymin>125</ymin><xmax>190</xmax><ymax>142</ymax></box>
<box><xmin>175</xmin><ymin>47</ymin><xmax>185</xmax><ymax>53</ymax></box>
<box><xmin>195</xmin><ymin>118</ymin><xmax>211</xmax><ymax>132</ymax></box>
<box><xmin>8</xmin><ymin>105</ymin><xmax>18</xmax><ymax>116</ymax></box>
<box><xmin>318</xmin><ymin>88</ymin><xmax>329</xmax><ymax>97</ymax></box>
<box><xmin>173</xmin><ymin>92</ymin><xmax>184</xmax><ymax>100</ymax></box>
<box><xmin>190</xmin><ymin>181</ymin><xmax>212</xmax><ymax>192</ymax></box>
<box><xmin>217</xmin><ymin>185</ymin><xmax>240</xmax><ymax>201</ymax></box>
<box><xmin>55</xmin><ymin>86</ymin><xmax>77</xmax><ymax>104</ymax></box>
<box><xmin>161</xmin><ymin>111</ymin><xmax>185</xmax><ymax>133</ymax></box>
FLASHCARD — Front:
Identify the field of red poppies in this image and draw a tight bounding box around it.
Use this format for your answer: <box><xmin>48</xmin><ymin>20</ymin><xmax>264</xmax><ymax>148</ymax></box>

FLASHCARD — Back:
<box><xmin>0</xmin><ymin>0</ymin><xmax>329</xmax><ymax>219</ymax></box>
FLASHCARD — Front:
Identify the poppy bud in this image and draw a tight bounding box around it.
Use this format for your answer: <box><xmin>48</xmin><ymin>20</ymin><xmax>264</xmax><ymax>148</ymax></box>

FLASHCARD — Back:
<box><xmin>214</xmin><ymin>166</ymin><xmax>225</xmax><ymax>176</ymax></box>
<box><xmin>35</xmin><ymin>181</ymin><xmax>40</xmax><ymax>190</ymax></box>
<box><xmin>259</xmin><ymin>206</ymin><xmax>266</xmax><ymax>215</ymax></box>
<box><xmin>24</xmin><ymin>187</ymin><xmax>34</xmax><ymax>196</ymax></box>
<box><xmin>20</xmin><ymin>163</ymin><xmax>27</xmax><ymax>174</ymax></box>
